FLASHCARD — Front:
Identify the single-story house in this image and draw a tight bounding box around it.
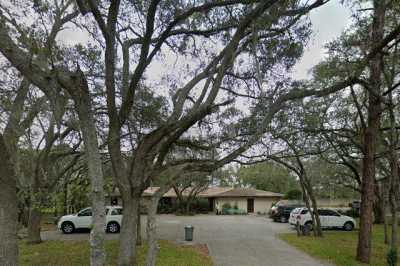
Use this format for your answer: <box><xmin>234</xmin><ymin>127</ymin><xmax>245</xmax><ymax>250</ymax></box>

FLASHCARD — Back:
<box><xmin>106</xmin><ymin>187</ymin><xmax>283</xmax><ymax>214</ymax></box>
<box><xmin>211</xmin><ymin>187</ymin><xmax>284</xmax><ymax>214</ymax></box>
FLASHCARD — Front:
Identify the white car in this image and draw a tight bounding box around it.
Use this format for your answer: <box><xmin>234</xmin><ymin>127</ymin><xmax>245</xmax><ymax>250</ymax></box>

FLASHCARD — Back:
<box><xmin>288</xmin><ymin>207</ymin><xmax>304</xmax><ymax>225</ymax></box>
<box><xmin>293</xmin><ymin>208</ymin><xmax>356</xmax><ymax>231</ymax></box>
<box><xmin>58</xmin><ymin>206</ymin><xmax>123</xmax><ymax>234</ymax></box>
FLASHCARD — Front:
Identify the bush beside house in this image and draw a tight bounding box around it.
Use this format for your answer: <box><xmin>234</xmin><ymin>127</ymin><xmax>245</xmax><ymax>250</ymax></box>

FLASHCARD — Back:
<box><xmin>221</xmin><ymin>203</ymin><xmax>247</xmax><ymax>215</ymax></box>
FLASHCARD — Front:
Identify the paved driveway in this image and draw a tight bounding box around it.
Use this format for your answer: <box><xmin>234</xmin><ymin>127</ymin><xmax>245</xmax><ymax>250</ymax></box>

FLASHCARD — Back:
<box><xmin>43</xmin><ymin>214</ymin><xmax>329</xmax><ymax>266</ymax></box>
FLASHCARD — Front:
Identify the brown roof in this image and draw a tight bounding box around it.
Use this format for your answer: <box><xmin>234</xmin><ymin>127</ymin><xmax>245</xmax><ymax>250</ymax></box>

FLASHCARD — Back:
<box><xmin>109</xmin><ymin>186</ymin><xmax>284</xmax><ymax>198</ymax></box>
<box><xmin>140</xmin><ymin>186</ymin><xmax>283</xmax><ymax>198</ymax></box>
<box><xmin>142</xmin><ymin>187</ymin><xmax>160</xmax><ymax>197</ymax></box>
<box><xmin>215</xmin><ymin>187</ymin><xmax>284</xmax><ymax>198</ymax></box>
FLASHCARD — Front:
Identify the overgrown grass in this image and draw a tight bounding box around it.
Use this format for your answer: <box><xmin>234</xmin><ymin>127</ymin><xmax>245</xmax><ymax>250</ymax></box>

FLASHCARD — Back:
<box><xmin>20</xmin><ymin>240</ymin><xmax>213</xmax><ymax>266</ymax></box>
<box><xmin>280</xmin><ymin>224</ymin><xmax>397</xmax><ymax>266</ymax></box>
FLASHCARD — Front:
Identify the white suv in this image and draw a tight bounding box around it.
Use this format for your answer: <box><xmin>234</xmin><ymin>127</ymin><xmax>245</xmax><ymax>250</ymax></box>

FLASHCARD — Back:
<box><xmin>58</xmin><ymin>206</ymin><xmax>123</xmax><ymax>234</ymax></box>
<box><xmin>292</xmin><ymin>208</ymin><xmax>356</xmax><ymax>231</ymax></box>
<box><xmin>288</xmin><ymin>207</ymin><xmax>303</xmax><ymax>225</ymax></box>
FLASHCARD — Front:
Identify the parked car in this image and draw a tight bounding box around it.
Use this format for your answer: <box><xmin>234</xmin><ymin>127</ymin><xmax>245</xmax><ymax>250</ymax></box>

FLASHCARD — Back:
<box><xmin>58</xmin><ymin>206</ymin><xmax>123</xmax><ymax>234</ymax></box>
<box><xmin>272</xmin><ymin>205</ymin><xmax>304</xmax><ymax>223</ymax></box>
<box><xmin>269</xmin><ymin>200</ymin><xmax>303</xmax><ymax>218</ymax></box>
<box><xmin>293</xmin><ymin>207</ymin><xmax>356</xmax><ymax>231</ymax></box>
<box><xmin>288</xmin><ymin>207</ymin><xmax>305</xmax><ymax>225</ymax></box>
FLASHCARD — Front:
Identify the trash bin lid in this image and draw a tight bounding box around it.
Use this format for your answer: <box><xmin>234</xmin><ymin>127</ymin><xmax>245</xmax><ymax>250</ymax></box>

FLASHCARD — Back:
<box><xmin>185</xmin><ymin>225</ymin><xmax>194</xmax><ymax>229</ymax></box>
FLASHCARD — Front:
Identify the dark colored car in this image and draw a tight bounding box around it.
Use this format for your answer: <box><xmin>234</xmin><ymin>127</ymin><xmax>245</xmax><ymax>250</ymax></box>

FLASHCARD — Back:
<box><xmin>272</xmin><ymin>205</ymin><xmax>304</xmax><ymax>223</ymax></box>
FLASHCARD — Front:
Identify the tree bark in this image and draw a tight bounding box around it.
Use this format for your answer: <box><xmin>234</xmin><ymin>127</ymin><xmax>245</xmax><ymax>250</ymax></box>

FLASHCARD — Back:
<box><xmin>302</xmin><ymin>175</ymin><xmax>322</xmax><ymax>237</ymax></box>
<box><xmin>63</xmin><ymin>181</ymin><xmax>68</xmax><ymax>215</ymax></box>
<box><xmin>387</xmin><ymin>92</ymin><xmax>398</xmax><ymax>253</ymax></box>
<box><xmin>73</xmin><ymin>77</ymin><xmax>106</xmax><ymax>266</ymax></box>
<box><xmin>185</xmin><ymin>198</ymin><xmax>192</xmax><ymax>215</ymax></box>
<box><xmin>356</xmin><ymin>1</ymin><xmax>385</xmax><ymax>263</ymax></box>
<box><xmin>389</xmin><ymin>175</ymin><xmax>398</xmax><ymax>253</ymax></box>
<box><xmin>308</xmin><ymin>189</ymin><xmax>323</xmax><ymax>237</ymax></box>
<box><xmin>27</xmin><ymin>207</ymin><xmax>42</xmax><ymax>244</ymax></box>
<box><xmin>373</xmin><ymin>185</ymin><xmax>385</xmax><ymax>224</ymax></box>
<box><xmin>146</xmin><ymin>196</ymin><xmax>161</xmax><ymax>266</ymax></box>
<box><xmin>118</xmin><ymin>193</ymin><xmax>140</xmax><ymax>266</ymax></box>
<box><xmin>137</xmin><ymin>209</ymin><xmax>142</xmax><ymax>246</ymax></box>
<box><xmin>0</xmin><ymin>136</ymin><xmax>18</xmax><ymax>266</ymax></box>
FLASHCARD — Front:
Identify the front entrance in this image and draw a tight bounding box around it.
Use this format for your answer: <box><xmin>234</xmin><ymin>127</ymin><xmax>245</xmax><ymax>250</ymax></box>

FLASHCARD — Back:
<box><xmin>247</xmin><ymin>198</ymin><xmax>254</xmax><ymax>213</ymax></box>
<box><xmin>208</xmin><ymin>198</ymin><xmax>215</xmax><ymax>212</ymax></box>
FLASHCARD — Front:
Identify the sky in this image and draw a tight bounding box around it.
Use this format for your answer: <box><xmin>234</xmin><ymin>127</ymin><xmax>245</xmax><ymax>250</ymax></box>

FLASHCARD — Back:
<box><xmin>292</xmin><ymin>0</ymin><xmax>352</xmax><ymax>80</ymax></box>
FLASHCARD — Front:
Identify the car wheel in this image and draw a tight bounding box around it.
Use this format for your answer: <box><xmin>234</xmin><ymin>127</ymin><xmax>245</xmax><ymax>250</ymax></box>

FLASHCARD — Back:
<box><xmin>343</xmin><ymin>222</ymin><xmax>354</xmax><ymax>231</ymax></box>
<box><xmin>280</xmin><ymin>216</ymin><xmax>287</xmax><ymax>223</ymax></box>
<box><xmin>107</xmin><ymin>222</ymin><xmax>120</xmax><ymax>233</ymax></box>
<box><xmin>305</xmin><ymin>221</ymin><xmax>313</xmax><ymax>231</ymax></box>
<box><xmin>61</xmin><ymin>222</ymin><xmax>75</xmax><ymax>234</ymax></box>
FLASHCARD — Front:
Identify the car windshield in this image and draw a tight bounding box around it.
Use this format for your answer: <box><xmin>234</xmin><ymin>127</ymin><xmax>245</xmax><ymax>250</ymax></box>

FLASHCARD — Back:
<box><xmin>292</xmin><ymin>208</ymin><xmax>300</xmax><ymax>213</ymax></box>
<box><xmin>300</xmin><ymin>209</ymin><xmax>308</xmax><ymax>214</ymax></box>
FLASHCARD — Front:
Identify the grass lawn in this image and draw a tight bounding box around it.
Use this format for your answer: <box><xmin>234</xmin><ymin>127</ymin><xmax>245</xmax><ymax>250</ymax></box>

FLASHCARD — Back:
<box><xmin>20</xmin><ymin>240</ymin><xmax>213</xmax><ymax>266</ymax></box>
<box><xmin>280</xmin><ymin>224</ymin><xmax>397</xmax><ymax>266</ymax></box>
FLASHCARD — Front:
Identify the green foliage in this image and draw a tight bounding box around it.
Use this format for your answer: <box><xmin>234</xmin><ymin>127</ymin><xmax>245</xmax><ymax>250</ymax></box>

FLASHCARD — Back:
<box><xmin>237</xmin><ymin>162</ymin><xmax>298</xmax><ymax>193</ymax></box>
<box><xmin>387</xmin><ymin>248</ymin><xmax>397</xmax><ymax>266</ymax></box>
<box><xmin>192</xmin><ymin>198</ymin><xmax>210</xmax><ymax>214</ymax></box>
<box><xmin>19</xmin><ymin>240</ymin><xmax>213</xmax><ymax>266</ymax></box>
<box><xmin>221</xmin><ymin>202</ymin><xmax>231</xmax><ymax>212</ymax></box>
<box><xmin>222</xmin><ymin>208</ymin><xmax>246</xmax><ymax>215</ymax></box>
<box><xmin>157</xmin><ymin>200</ymin><xmax>174</xmax><ymax>214</ymax></box>
<box><xmin>304</xmin><ymin>159</ymin><xmax>358</xmax><ymax>199</ymax></box>
<box><xmin>280</xmin><ymin>224</ymin><xmax>396</xmax><ymax>266</ymax></box>
<box><xmin>285</xmin><ymin>189</ymin><xmax>302</xmax><ymax>200</ymax></box>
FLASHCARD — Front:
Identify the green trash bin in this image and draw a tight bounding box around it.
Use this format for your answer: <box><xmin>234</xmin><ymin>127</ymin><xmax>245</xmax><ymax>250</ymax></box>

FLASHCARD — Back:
<box><xmin>185</xmin><ymin>225</ymin><xmax>194</xmax><ymax>241</ymax></box>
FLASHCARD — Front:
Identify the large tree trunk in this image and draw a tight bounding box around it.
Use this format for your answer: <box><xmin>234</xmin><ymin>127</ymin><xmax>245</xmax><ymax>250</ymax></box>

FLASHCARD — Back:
<box><xmin>389</xmin><ymin>183</ymin><xmax>398</xmax><ymax>252</ymax></box>
<box><xmin>373</xmin><ymin>185</ymin><xmax>385</xmax><ymax>224</ymax></box>
<box><xmin>356</xmin><ymin>1</ymin><xmax>385</xmax><ymax>263</ymax></box>
<box><xmin>27</xmin><ymin>176</ymin><xmax>43</xmax><ymax>244</ymax></box>
<box><xmin>297</xmin><ymin>175</ymin><xmax>313</xmax><ymax>233</ymax></box>
<box><xmin>137</xmin><ymin>205</ymin><xmax>142</xmax><ymax>246</ymax></box>
<box><xmin>27</xmin><ymin>207</ymin><xmax>42</xmax><ymax>244</ymax></box>
<box><xmin>63</xmin><ymin>181</ymin><xmax>68</xmax><ymax>215</ymax></box>
<box><xmin>0</xmin><ymin>136</ymin><xmax>18</xmax><ymax>266</ymax></box>
<box><xmin>356</xmin><ymin>71</ymin><xmax>381</xmax><ymax>264</ymax></box>
<box><xmin>74</xmin><ymin>78</ymin><xmax>106</xmax><ymax>266</ymax></box>
<box><xmin>185</xmin><ymin>198</ymin><xmax>192</xmax><ymax>215</ymax></box>
<box><xmin>146</xmin><ymin>196</ymin><xmax>161</xmax><ymax>266</ymax></box>
<box><xmin>388</xmin><ymin>92</ymin><xmax>398</xmax><ymax>253</ymax></box>
<box><xmin>118</xmin><ymin>193</ymin><xmax>140</xmax><ymax>266</ymax></box>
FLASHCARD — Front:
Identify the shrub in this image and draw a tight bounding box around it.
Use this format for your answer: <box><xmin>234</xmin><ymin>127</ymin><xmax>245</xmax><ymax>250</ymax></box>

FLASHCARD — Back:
<box><xmin>222</xmin><ymin>208</ymin><xmax>247</xmax><ymax>215</ymax></box>
<box><xmin>157</xmin><ymin>201</ymin><xmax>173</xmax><ymax>214</ymax></box>
<box><xmin>221</xmin><ymin>203</ymin><xmax>231</xmax><ymax>214</ymax></box>
<box><xmin>238</xmin><ymin>209</ymin><xmax>247</xmax><ymax>215</ymax></box>
<box><xmin>387</xmin><ymin>248</ymin><xmax>397</xmax><ymax>266</ymax></box>
<box><xmin>222</xmin><ymin>202</ymin><xmax>231</xmax><ymax>209</ymax></box>
<box><xmin>285</xmin><ymin>189</ymin><xmax>302</xmax><ymax>200</ymax></box>
<box><xmin>192</xmin><ymin>198</ymin><xmax>209</xmax><ymax>214</ymax></box>
<box><xmin>344</xmin><ymin>208</ymin><xmax>359</xmax><ymax>218</ymax></box>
